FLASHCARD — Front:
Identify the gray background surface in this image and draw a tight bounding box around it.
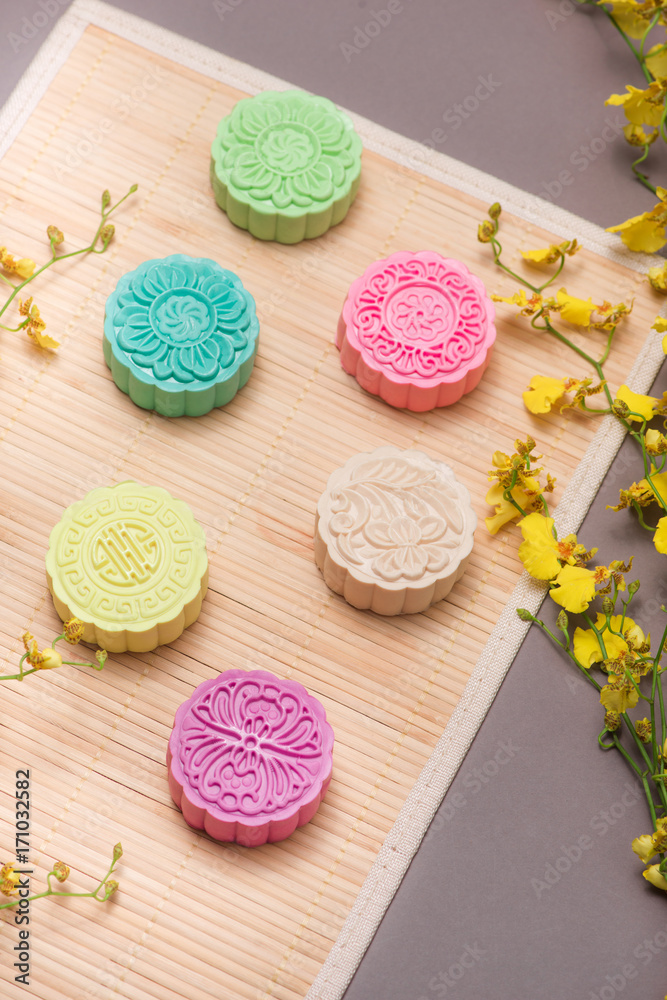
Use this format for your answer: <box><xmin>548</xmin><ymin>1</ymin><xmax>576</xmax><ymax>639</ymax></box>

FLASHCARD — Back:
<box><xmin>2</xmin><ymin>2</ymin><xmax>667</xmax><ymax>997</ymax></box>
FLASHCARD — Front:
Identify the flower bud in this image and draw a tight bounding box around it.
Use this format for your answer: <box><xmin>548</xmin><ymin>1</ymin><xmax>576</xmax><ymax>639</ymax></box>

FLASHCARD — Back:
<box><xmin>611</xmin><ymin>399</ymin><xmax>629</xmax><ymax>418</ymax></box>
<box><xmin>636</xmin><ymin>717</ymin><xmax>652</xmax><ymax>743</ymax></box>
<box><xmin>99</xmin><ymin>224</ymin><xmax>115</xmax><ymax>246</ymax></box>
<box><xmin>604</xmin><ymin>710</ymin><xmax>621</xmax><ymax>731</ymax></box>
<box><xmin>47</xmin><ymin>225</ymin><xmax>64</xmax><ymax>246</ymax></box>
<box><xmin>101</xmin><ymin>189</ymin><xmax>111</xmax><ymax>209</ymax></box>
<box><xmin>53</xmin><ymin>861</ymin><xmax>70</xmax><ymax>883</ymax></box>
<box><xmin>601</xmin><ymin>597</ymin><xmax>614</xmax><ymax>615</ymax></box>
<box><xmin>104</xmin><ymin>880</ymin><xmax>119</xmax><ymax>898</ymax></box>
<box><xmin>39</xmin><ymin>648</ymin><xmax>62</xmax><ymax>670</ymax></box>
<box><xmin>63</xmin><ymin>617</ymin><xmax>85</xmax><ymax>644</ymax></box>
<box><xmin>556</xmin><ymin>610</ymin><xmax>568</xmax><ymax>630</ymax></box>
<box><xmin>477</xmin><ymin>221</ymin><xmax>494</xmax><ymax>243</ymax></box>
<box><xmin>628</xmin><ymin>579</ymin><xmax>640</xmax><ymax>597</ymax></box>
<box><xmin>112</xmin><ymin>843</ymin><xmax>123</xmax><ymax>862</ymax></box>
<box><xmin>516</xmin><ymin>608</ymin><xmax>534</xmax><ymax>622</ymax></box>
<box><xmin>488</xmin><ymin>202</ymin><xmax>502</xmax><ymax>220</ymax></box>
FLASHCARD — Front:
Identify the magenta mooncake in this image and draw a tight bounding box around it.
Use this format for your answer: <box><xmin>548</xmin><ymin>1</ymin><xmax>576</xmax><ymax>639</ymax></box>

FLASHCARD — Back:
<box><xmin>336</xmin><ymin>250</ymin><xmax>496</xmax><ymax>411</ymax></box>
<box><xmin>168</xmin><ymin>669</ymin><xmax>334</xmax><ymax>846</ymax></box>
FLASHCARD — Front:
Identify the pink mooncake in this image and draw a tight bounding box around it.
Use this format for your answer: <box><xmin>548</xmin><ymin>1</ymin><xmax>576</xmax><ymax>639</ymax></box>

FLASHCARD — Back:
<box><xmin>337</xmin><ymin>250</ymin><xmax>496</xmax><ymax>411</ymax></box>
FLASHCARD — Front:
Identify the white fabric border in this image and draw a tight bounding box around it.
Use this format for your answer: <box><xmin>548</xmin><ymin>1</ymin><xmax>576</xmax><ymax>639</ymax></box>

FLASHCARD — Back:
<box><xmin>1</xmin><ymin>4</ymin><xmax>665</xmax><ymax>997</ymax></box>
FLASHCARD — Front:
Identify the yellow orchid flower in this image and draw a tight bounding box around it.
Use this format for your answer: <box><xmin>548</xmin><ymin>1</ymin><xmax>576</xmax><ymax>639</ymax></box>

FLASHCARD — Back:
<box><xmin>654</xmin><ymin>517</ymin><xmax>667</xmax><ymax>554</ymax></box>
<box><xmin>608</xmin><ymin>212</ymin><xmax>667</xmax><ymax>252</ymax></box>
<box><xmin>646</xmin><ymin>42</ymin><xmax>667</xmax><ymax>79</ymax></box>
<box><xmin>598</xmin><ymin>0</ymin><xmax>656</xmax><ymax>38</ymax></box>
<box><xmin>572</xmin><ymin>614</ymin><xmax>644</xmax><ymax>667</ymax></box>
<box><xmin>518</xmin><ymin>513</ymin><xmax>563</xmax><ymax>580</ymax></box>
<box><xmin>651</xmin><ymin>316</ymin><xmax>667</xmax><ymax>354</ymax></box>
<box><xmin>608</xmin><ymin>191</ymin><xmax>667</xmax><ymax>252</ymax></box>
<box><xmin>648</xmin><ymin>265</ymin><xmax>667</xmax><ymax>293</ymax></box>
<box><xmin>643</xmin><ymin>865</ymin><xmax>667</xmax><ymax>891</ymax></box>
<box><xmin>26</xmin><ymin>326</ymin><xmax>59</xmax><ymax>350</ymax></box>
<box><xmin>521</xmin><ymin>240</ymin><xmax>579</xmax><ymax>265</ymax></box>
<box><xmin>522</xmin><ymin>375</ymin><xmax>568</xmax><ymax>414</ymax></box>
<box><xmin>606</xmin><ymin>81</ymin><xmax>667</xmax><ymax>127</ymax></box>
<box><xmin>549</xmin><ymin>564</ymin><xmax>597</xmax><ymax>614</ymax></box>
<box><xmin>0</xmin><ymin>247</ymin><xmax>36</xmax><ymax>280</ymax></box>
<box><xmin>0</xmin><ymin>863</ymin><xmax>20</xmax><ymax>897</ymax></box>
<box><xmin>490</xmin><ymin>289</ymin><xmax>544</xmax><ymax>316</ymax></box>
<box><xmin>600</xmin><ymin>683</ymin><xmax>640</xmax><ymax>713</ymax></box>
<box><xmin>553</xmin><ymin>288</ymin><xmax>596</xmax><ymax>327</ymax></box>
<box><xmin>623</xmin><ymin>122</ymin><xmax>658</xmax><ymax>146</ymax></box>
<box><xmin>632</xmin><ymin>834</ymin><xmax>658</xmax><ymax>864</ymax></box>
<box><xmin>645</xmin><ymin>428</ymin><xmax>667</xmax><ymax>453</ymax></box>
<box><xmin>615</xmin><ymin>384</ymin><xmax>658</xmax><ymax>421</ymax></box>
<box><xmin>485</xmin><ymin>480</ymin><xmax>538</xmax><ymax>535</ymax></box>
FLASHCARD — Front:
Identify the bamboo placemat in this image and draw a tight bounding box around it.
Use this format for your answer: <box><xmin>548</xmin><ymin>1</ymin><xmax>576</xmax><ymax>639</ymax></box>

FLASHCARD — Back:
<box><xmin>0</xmin><ymin>19</ymin><xmax>662</xmax><ymax>1000</ymax></box>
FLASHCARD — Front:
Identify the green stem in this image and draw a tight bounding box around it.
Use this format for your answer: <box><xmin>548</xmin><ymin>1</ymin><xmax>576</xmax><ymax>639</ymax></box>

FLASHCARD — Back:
<box><xmin>599</xmin><ymin>324</ymin><xmax>617</xmax><ymax>367</ymax></box>
<box><xmin>532</xmin><ymin>618</ymin><xmax>601</xmax><ymax>692</ymax></box>
<box><xmin>602</xmin><ymin>7</ymin><xmax>653</xmax><ymax>82</ymax></box>
<box><xmin>534</xmin><ymin>253</ymin><xmax>567</xmax><ymax>294</ymax></box>
<box><xmin>631</xmin><ymin>144</ymin><xmax>658</xmax><ymax>195</ymax></box>
<box><xmin>631</xmin><ymin>501</ymin><xmax>657</xmax><ymax>531</ymax></box>
<box><xmin>599</xmin><ymin>729</ymin><xmax>646</xmax><ymax>779</ymax></box>
<box><xmin>0</xmin><ymin>856</ymin><xmax>118</xmax><ymax>910</ymax></box>
<box><xmin>0</xmin><ymin>185</ymin><xmax>135</xmax><ymax>325</ymax></box>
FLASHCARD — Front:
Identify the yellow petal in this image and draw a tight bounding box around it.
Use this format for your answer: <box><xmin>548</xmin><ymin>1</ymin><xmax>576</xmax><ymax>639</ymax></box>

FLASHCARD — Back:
<box><xmin>632</xmin><ymin>834</ymin><xmax>658</xmax><ymax>864</ymax></box>
<box><xmin>485</xmin><ymin>502</ymin><xmax>521</xmax><ymax>535</ymax></box>
<box><xmin>624</xmin><ymin>122</ymin><xmax>657</xmax><ymax>146</ymax></box>
<box><xmin>646</xmin><ymin>43</ymin><xmax>667</xmax><ymax>80</ymax></box>
<box><xmin>571</xmin><ymin>614</ymin><xmax>639</xmax><ymax>667</ymax></box>
<box><xmin>490</xmin><ymin>290</ymin><xmax>529</xmax><ymax>307</ymax></box>
<box><xmin>550</xmin><ymin>564</ymin><xmax>597</xmax><ymax>614</ymax></box>
<box><xmin>521</xmin><ymin>246</ymin><xmax>559</xmax><ymax>265</ymax></box>
<box><xmin>643</xmin><ymin>864</ymin><xmax>667</xmax><ymax>891</ymax></box>
<box><xmin>650</xmin><ymin>469</ymin><xmax>667</xmax><ymax>505</ymax></box>
<box><xmin>654</xmin><ymin>517</ymin><xmax>667</xmax><ymax>554</ymax></box>
<box><xmin>14</xmin><ymin>257</ymin><xmax>35</xmax><ymax>280</ymax></box>
<box><xmin>599</xmin><ymin>1</ymin><xmax>654</xmax><ymax>39</ymax></box>
<box><xmin>555</xmin><ymin>288</ymin><xmax>595</xmax><ymax>327</ymax></box>
<box><xmin>616</xmin><ymin>384</ymin><xmax>658</xmax><ymax>422</ymax></box>
<box><xmin>490</xmin><ymin>451</ymin><xmax>512</xmax><ymax>470</ymax></box>
<box><xmin>573</xmin><ymin>627</ymin><xmax>608</xmax><ymax>667</ymax></box>
<box><xmin>522</xmin><ymin>375</ymin><xmax>567</xmax><ymax>415</ymax></box>
<box><xmin>652</xmin><ymin>316</ymin><xmax>667</xmax><ymax>332</ymax></box>
<box><xmin>607</xmin><ymin>213</ymin><xmax>667</xmax><ymax>252</ymax></box>
<box><xmin>600</xmin><ymin>684</ymin><xmax>640</xmax><ymax>713</ymax></box>
<box><xmin>518</xmin><ymin>513</ymin><xmax>561</xmax><ymax>580</ymax></box>
<box><xmin>29</xmin><ymin>329</ymin><xmax>60</xmax><ymax>350</ymax></box>
<box><xmin>606</xmin><ymin>84</ymin><xmax>666</xmax><ymax>126</ymax></box>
